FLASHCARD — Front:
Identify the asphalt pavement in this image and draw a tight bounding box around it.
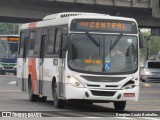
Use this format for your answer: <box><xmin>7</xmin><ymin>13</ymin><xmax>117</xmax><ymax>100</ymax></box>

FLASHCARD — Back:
<box><xmin>0</xmin><ymin>75</ymin><xmax>160</xmax><ymax>120</ymax></box>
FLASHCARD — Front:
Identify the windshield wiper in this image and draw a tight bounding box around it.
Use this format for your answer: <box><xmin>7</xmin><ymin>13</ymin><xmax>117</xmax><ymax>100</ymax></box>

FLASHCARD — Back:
<box><xmin>110</xmin><ymin>33</ymin><xmax>123</xmax><ymax>50</ymax></box>
<box><xmin>1</xmin><ymin>41</ymin><xmax>7</xmax><ymax>51</ymax></box>
<box><xmin>85</xmin><ymin>32</ymin><xmax>100</xmax><ymax>47</ymax></box>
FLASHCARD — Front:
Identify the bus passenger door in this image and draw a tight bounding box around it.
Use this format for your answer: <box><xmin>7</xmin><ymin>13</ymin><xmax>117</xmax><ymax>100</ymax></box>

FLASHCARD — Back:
<box><xmin>39</xmin><ymin>35</ymin><xmax>47</xmax><ymax>94</ymax></box>
<box><xmin>17</xmin><ymin>30</ymin><xmax>29</xmax><ymax>91</ymax></box>
<box><xmin>56</xmin><ymin>28</ymin><xmax>66</xmax><ymax>98</ymax></box>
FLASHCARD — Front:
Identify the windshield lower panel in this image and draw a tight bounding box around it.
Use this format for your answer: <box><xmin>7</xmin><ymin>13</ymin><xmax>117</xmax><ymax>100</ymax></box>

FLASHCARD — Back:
<box><xmin>68</xmin><ymin>33</ymin><xmax>138</xmax><ymax>74</ymax></box>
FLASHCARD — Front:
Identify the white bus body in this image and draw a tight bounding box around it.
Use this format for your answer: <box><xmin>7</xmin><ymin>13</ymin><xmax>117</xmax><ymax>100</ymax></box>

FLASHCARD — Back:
<box><xmin>17</xmin><ymin>12</ymin><xmax>140</xmax><ymax>110</ymax></box>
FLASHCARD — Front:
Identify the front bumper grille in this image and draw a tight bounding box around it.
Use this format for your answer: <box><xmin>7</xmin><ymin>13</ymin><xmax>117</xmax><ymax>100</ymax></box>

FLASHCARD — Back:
<box><xmin>91</xmin><ymin>90</ymin><xmax>116</xmax><ymax>97</ymax></box>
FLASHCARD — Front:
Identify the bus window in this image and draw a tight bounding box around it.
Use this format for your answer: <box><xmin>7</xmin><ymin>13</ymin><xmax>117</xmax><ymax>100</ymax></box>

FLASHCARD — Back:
<box><xmin>47</xmin><ymin>28</ymin><xmax>55</xmax><ymax>56</ymax></box>
<box><xmin>54</xmin><ymin>28</ymin><xmax>61</xmax><ymax>54</ymax></box>
<box><xmin>28</xmin><ymin>31</ymin><xmax>36</xmax><ymax>56</ymax></box>
<box><xmin>19</xmin><ymin>31</ymin><xmax>29</xmax><ymax>57</ymax></box>
<box><xmin>40</xmin><ymin>35</ymin><xmax>47</xmax><ymax>59</ymax></box>
<box><xmin>34</xmin><ymin>29</ymin><xmax>41</xmax><ymax>56</ymax></box>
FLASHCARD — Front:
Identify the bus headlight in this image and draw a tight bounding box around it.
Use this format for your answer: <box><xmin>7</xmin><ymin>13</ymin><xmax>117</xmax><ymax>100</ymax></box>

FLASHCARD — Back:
<box><xmin>141</xmin><ymin>68</ymin><xmax>151</xmax><ymax>75</ymax></box>
<box><xmin>122</xmin><ymin>84</ymin><xmax>135</xmax><ymax>90</ymax></box>
<box><xmin>68</xmin><ymin>76</ymin><xmax>84</xmax><ymax>88</ymax></box>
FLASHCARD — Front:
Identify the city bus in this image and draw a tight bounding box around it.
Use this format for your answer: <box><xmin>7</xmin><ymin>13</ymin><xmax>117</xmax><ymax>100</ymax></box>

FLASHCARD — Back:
<box><xmin>17</xmin><ymin>12</ymin><xmax>141</xmax><ymax>110</ymax></box>
<box><xmin>0</xmin><ymin>35</ymin><xmax>19</xmax><ymax>75</ymax></box>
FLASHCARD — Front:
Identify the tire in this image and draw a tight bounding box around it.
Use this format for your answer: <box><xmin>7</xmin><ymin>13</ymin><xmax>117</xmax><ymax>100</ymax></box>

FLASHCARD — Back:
<box><xmin>78</xmin><ymin>101</ymin><xmax>93</xmax><ymax>105</ymax></box>
<box><xmin>52</xmin><ymin>82</ymin><xmax>65</xmax><ymax>108</ymax></box>
<box><xmin>28</xmin><ymin>78</ymin><xmax>39</xmax><ymax>102</ymax></box>
<box><xmin>140</xmin><ymin>76</ymin><xmax>145</xmax><ymax>82</ymax></box>
<box><xmin>39</xmin><ymin>96</ymin><xmax>47</xmax><ymax>102</ymax></box>
<box><xmin>114</xmin><ymin>101</ymin><xmax>126</xmax><ymax>111</ymax></box>
<box><xmin>14</xmin><ymin>72</ymin><xmax>16</xmax><ymax>76</ymax></box>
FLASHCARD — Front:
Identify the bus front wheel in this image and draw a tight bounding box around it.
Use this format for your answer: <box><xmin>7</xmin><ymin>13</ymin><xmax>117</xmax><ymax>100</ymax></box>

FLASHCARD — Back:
<box><xmin>52</xmin><ymin>83</ymin><xmax>65</xmax><ymax>108</ymax></box>
<box><xmin>28</xmin><ymin>78</ymin><xmax>39</xmax><ymax>102</ymax></box>
<box><xmin>113</xmin><ymin>101</ymin><xmax>126</xmax><ymax>110</ymax></box>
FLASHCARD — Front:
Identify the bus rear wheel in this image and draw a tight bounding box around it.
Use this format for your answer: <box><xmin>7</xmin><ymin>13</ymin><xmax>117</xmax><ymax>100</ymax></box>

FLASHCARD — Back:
<box><xmin>39</xmin><ymin>96</ymin><xmax>47</xmax><ymax>102</ymax></box>
<box><xmin>52</xmin><ymin>83</ymin><xmax>65</xmax><ymax>108</ymax></box>
<box><xmin>28</xmin><ymin>78</ymin><xmax>39</xmax><ymax>102</ymax></box>
<box><xmin>113</xmin><ymin>101</ymin><xmax>126</xmax><ymax>110</ymax></box>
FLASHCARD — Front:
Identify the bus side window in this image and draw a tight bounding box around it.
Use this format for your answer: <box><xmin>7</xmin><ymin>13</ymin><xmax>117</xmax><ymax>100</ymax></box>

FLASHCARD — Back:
<box><xmin>28</xmin><ymin>31</ymin><xmax>36</xmax><ymax>57</ymax></box>
<box><xmin>34</xmin><ymin>29</ymin><xmax>41</xmax><ymax>56</ymax></box>
<box><xmin>46</xmin><ymin>28</ymin><xmax>55</xmax><ymax>56</ymax></box>
<box><xmin>40</xmin><ymin>35</ymin><xmax>47</xmax><ymax>59</ymax></box>
<box><xmin>54</xmin><ymin>28</ymin><xmax>61</xmax><ymax>54</ymax></box>
<box><xmin>19</xmin><ymin>31</ymin><xmax>29</xmax><ymax>58</ymax></box>
<box><xmin>18</xmin><ymin>31</ymin><xmax>24</xmax><ymax>57</ymax></box>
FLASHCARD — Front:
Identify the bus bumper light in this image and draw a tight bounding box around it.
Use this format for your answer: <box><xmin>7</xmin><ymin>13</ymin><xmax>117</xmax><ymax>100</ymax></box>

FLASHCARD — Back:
<box><xmin>117</xmin><ymin>94</ymin><xmax>121</xmax><ymax>99</ymax></box>
<box><xmin>124</xmin><ymin>93</ymin><xmax>135</xmax><ymax>98</ymax></box>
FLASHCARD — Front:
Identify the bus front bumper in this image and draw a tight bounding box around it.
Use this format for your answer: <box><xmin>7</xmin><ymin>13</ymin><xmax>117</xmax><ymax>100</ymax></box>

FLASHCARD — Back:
<box><xmin>65</xmin><ymin>84</ymin><xmax>139</xmax><ymax>102</ymax></box>
<box><xmin>0</xmin><ymin>67</ymin><xmax>16</xmax><ymax>73</ymax></box>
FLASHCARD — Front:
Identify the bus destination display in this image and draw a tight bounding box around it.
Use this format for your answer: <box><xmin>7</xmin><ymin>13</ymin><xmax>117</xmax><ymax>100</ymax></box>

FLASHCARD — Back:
<box><xmin>70</xmin><ymin>19</ymin><xmax>137</xmax><ymax>34</ymax></box>
<box><xmin>0</xmin><ymin>37</ymin><xmax>20</xmax><ymax>41</ymax></box>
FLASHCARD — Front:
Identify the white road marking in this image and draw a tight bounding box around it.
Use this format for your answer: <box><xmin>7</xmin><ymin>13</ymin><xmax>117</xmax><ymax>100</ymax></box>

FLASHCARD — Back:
<box><xmin>115</xmin><ymin>117</ymin><xmax>134</xmax><ymax>119</ymax></box>
<box><xmin>85</xmin><ymin>117</ymin><xmax>102</xmax><ymax>119</ymax></box>
<box><xmin>143</xmin><ymin>83</ymin><xmax>151</xmax><ymax>87</ymax></box>
<box><xmin>9</xmin><ymin>81</ymin><xmax>17</xmax><ymax>85</ymax></box>
<box><xmin>141</xmin><ymin>117</ymin><xmax>160</xmax><ymax>120</ymax></box>
<box><xmin>0</xmin><ymin>90</ymin><xmax>20</xmax><ymax>92</ymax></box>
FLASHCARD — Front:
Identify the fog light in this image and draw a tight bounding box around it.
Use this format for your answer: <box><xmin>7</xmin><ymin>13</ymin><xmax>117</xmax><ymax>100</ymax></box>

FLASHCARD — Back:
<box><xmin>117</xmin><ymin>94</ymin><xmax>121</xmax><ymax>99</ymax></box>
<box><xmin>85</xmin><ymin>92</ymin><xmax>89</xmax><ymax>97</ymax></box>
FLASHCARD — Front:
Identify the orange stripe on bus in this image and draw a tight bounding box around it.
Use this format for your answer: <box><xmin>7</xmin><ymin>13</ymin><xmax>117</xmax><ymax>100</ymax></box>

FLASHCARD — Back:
<box><xmin>28</xmin><ymin>22</ymin><xmax>37</xmax><ymax>29</ymax></box>
<box><xmin>28</xmin><ymin>58</ymin><xmax>38</xmax><ymax>93</ymax></box>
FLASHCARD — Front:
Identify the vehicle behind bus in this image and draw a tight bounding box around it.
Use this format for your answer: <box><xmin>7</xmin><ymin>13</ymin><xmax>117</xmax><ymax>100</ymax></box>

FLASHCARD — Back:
<box><xmin>17</xmin><ymin>12</ymin><xmax>141</xmax><ymax>110</ymax></box>
<box><xmin>0</xmin><ymin>35</ymin><xmax>19</xmax><ymax>75</ymax></box>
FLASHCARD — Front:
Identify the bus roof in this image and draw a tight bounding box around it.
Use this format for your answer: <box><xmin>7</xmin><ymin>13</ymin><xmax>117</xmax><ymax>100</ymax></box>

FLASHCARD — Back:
<box><xmin>20</xmin><ymin>12</ymin><xmax>137</xmax><ymax>30</ymax></box>
<box><xmin>0</xmin><ymin>35</ymin><xmax>19</xmax><ymax>37</ymax></box>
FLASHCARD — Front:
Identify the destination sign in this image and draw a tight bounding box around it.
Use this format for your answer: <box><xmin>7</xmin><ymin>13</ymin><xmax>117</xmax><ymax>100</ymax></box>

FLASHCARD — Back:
<box><xmin>0</xmin><ymin>37</ymin><xmax>19</xmax><ymax>41</ymax></box>
<box><xmin>8</xmin><ymin>37</ymin><xmax>20</xmax><ymax>41</ymax></box>
<box><xmin>70</xmin><ymin>19</ymin><xmax>137</xmax><ymax>34</ymax></box>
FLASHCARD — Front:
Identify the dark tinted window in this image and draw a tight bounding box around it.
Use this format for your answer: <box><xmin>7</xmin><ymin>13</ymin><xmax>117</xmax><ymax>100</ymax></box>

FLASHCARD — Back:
<box><xmin>47</xmin><ymin>28</ymin><xmax>55</xmax><ymax>55</ymax></box>
<box><xmin>54</xmin><ymin>28</ymin><xmax>61</xmax><ymax>54</ymax></box>
<box><xmin>28</xmin><ymin>31</ymin><xmax>36</xmax><ymax>56</ymax></box>
<box><xmin>34</xmin><ymin>30</ymin><xmax>41</xmax><ymax>56</ymax></box>
<box><xmin>19</xmin><ymin>31</ymin><xmax>29</xmax><ymax>57</ymax></box>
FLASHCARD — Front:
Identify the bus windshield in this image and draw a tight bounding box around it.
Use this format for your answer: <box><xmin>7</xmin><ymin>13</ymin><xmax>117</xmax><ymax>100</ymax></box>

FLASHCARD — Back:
<box><xmin>0</xmin><ymin>40</ymin><xmax>18</xmax><ymax>59</ymax></box>
<box><xmin>68</xmin><ymin>33</ymin><xmax>138</xmax><ymax>74</ymax></box>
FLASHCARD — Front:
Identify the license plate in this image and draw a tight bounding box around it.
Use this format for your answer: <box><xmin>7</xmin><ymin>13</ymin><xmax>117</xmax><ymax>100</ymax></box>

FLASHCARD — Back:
<box><xmin>124</xmin><ymin>93</ymin><xmax>135</xmax><ymax>98</ymax></box>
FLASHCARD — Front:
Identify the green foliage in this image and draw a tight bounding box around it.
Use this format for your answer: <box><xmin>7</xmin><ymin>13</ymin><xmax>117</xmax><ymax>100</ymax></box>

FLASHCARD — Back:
<box><xmin>149</xmin><ymin>36</ymin><xmax>160</xmax><ymax>58</ymax></box>
<box><xmin>140</xmin><ymin>31</ymin><xmax>150</xmax><ymax>62</ymax></box>
<box><xmin>0</xmin><ymin>22</ymin><xmax>19</xmax><ymax>34</ymax></box>
<box><xmin>140</xmin><ymin>29</ymin><xmax>160</xmax><ymax>62</ymax></box>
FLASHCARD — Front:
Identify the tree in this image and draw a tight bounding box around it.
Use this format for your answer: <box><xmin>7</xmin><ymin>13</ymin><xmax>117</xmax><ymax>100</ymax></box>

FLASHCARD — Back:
<box><xmin>149</xmin><ymin>36</ymin><xmax>160</xmax><ymax>59</ymax></box>
<box><xmin>0</xmin><ymin>22</ymin><xmax>19</xmax><ymax>34</ymax></box>
<box><xmin>140</xmin><ymin>29</ymin><xmax>160</xmax><ymax>63</ymax></box>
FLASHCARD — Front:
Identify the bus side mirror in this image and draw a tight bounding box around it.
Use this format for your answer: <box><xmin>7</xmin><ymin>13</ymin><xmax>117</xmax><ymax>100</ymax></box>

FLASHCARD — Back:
<box><xmin>139</xmin><ymin>33</ymin><xmax>144</xmax><ymax>48</ymax></box>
